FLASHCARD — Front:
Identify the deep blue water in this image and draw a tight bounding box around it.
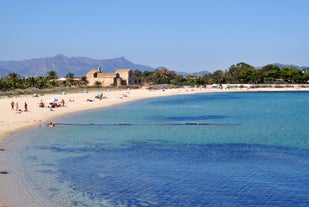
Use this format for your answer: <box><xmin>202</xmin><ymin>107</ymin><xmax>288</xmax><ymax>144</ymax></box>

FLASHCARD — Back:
<box><xmin>7</xmin><ymin>92</ymin><xmax>309</xmax><ymax>206</ymax></box>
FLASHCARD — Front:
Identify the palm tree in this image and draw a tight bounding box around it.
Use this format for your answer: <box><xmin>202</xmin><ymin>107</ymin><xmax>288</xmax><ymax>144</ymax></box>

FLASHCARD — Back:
<box><xmin>7</xmin><ymin>72</ymin><xmax>20</xmax><ymax>81</ymax></box>
<box><xmin>79</xmin><ymin>76</ymin><xmax>88</xmax><ymax>86</ymax></box>
<box><xmin>0</xmin><ymin>78</ymin><xmax>11</xmax><ymax>91</ymax></box>
<box><xmin>47</xmin><ymin>70</ymin><xmax>58</xmax><ymax>80</ymax></box>
<box><xmin>36</xmin><ymin>76</ymin><xmax>48</xmax><ymax>89</ymax></box>
<box><xmin>6</xmin><ymin>73</ymin><xmax>21</xmax><ymax>89</ymax></box>
<box><xmin>26</xmin><ymin>77</ymin><xmax>38</xmax><ymax>88</ymax></box>
<box><xmin>65</xmin><ymin>73</ymin><xmax>74</xmax><ymax>79</ymax></box>
<box><xmin>65</xmin><ymin>73</ymin><xmax>75</xmax><ymax>87</ymax></box>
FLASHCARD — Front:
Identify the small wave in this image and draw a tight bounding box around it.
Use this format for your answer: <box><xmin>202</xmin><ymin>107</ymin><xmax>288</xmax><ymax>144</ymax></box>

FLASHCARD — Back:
<box><xmin>53</xmin><ymin>122</ymin><xmax>240</xmax><ymax>127</ymax></box>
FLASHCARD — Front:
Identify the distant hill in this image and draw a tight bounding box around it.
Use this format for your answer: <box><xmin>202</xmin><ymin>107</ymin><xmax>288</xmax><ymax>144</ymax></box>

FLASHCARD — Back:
<box><xmin>1</xmin><ymin>55</ymin><xmax>306</xmax><ymax>78</ymax></box>
<box><xmin>0</xmin><ymin>67</ymin><xmax>11</xmax><ymax>76</ymax></box>
<box><xmin>274</xmin><ymin>63</ymin><xmax>308</xmax><ymax>70</ymax></box>
<box><xmin>188</xmin><ymin>70</ymin><xmax>210</xmax><ymax>77</ymax></box>
<box><xmin>0</xmin><ymin>54</ymin><xmax>155</xmax><ymax>77</ymax></box>
<box><xmin>176</xmin><ymin>70</ymin><xmax>210</xmax><ymax>77</ymax></box>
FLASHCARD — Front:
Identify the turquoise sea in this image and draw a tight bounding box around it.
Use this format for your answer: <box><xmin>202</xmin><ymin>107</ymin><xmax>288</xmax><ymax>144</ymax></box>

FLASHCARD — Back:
<box><xmin>3</xmin><ymin>92</ymin><xmax>309</xmax><ymax>206</ymax></box>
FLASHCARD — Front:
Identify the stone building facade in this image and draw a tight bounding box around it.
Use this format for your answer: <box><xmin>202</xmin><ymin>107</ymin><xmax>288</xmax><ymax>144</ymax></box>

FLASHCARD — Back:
<box><xmin>86</xmin><ymin>67</ymin><xmax>141</xmax><ymax>87</ymax></box>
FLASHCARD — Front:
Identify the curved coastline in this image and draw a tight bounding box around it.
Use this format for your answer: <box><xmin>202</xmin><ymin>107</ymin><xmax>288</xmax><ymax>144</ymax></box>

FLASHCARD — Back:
<box><xmin>1</xmin><ymin>85</ymin><xmax>309</xmax><ymax>206</ymax></box>
<box><xmin>0</xmin><ymin>87</ymin><xmax>208</xmax><ymax>207</ymax></box>
<box><xmin>1</xmin><ymin>85</ymin><xmax>309</xmax><ymax>144</ymax></box>
<box><xmin>0</xmin><ymin>88</ymin><xmax>207</xmax><ymax>143</ymax></box>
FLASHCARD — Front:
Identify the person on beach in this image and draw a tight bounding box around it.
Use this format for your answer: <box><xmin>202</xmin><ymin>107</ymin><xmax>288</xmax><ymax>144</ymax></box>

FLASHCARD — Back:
<box><xmin>47</xmin><ymin>122</ymin><xmax>54</xmax><ymax>127</ymax></box>
<box><xmin>15</xmin><ymin>102</ymin><xmax>19</xmax><ymax>111</ymax></box>
<box><xmin>24</xmin><ymin>102</ymin><xmax>28</xmax><ymax>112</ymax></box>
<box><xmin>10</xmin><ymin>101</ymin><xmax>14</xmax><ymax>110</ymax></box>
<box><xmin>61</xmin><ymin>99</ymin><xmax>65</xmax><ymax>107</ymax></box>
<box><xmin>39</xmin><ymin>100</ymin><xmax>44</xmax><ymax>108</ymax></box>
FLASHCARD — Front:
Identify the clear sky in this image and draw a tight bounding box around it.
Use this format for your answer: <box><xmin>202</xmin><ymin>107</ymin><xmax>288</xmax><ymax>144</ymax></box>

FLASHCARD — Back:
<box><xmin>1</xmin><ymin>0</ymin><xmax>308</xmax><ymax>72</ymax></box>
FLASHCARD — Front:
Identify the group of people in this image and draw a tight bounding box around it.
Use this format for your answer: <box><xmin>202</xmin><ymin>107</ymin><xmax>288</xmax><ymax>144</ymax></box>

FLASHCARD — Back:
<box><xmin>11</xmin><ymin>101</ymin><xmax>28</xmax><ymax>112</ymax></box>
<box><xmin>9</xmin><ymin>98</ymin><xmax>63</xmax><ymax>128</ymax></box>
<box><xmin>52</xmin><ymin>99</ymin><xmax>65</xmax><ymax>108</ymax></box>
<box><xmin>10</xmin><ymin>98</ymin><xmax>66</xmax><ymax>112</ymax></box>
<box><xmin>38</xmin><ymin>99</ymin><xmax>65</xmax><ymax>109</ymax></box>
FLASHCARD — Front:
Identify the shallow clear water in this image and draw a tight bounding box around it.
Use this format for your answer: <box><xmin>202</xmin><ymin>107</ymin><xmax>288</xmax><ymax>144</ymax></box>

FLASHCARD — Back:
<box><xmin>5</xmin><ymin>92</ymin><xmax>309</xmax><ymax>206</ymax></box>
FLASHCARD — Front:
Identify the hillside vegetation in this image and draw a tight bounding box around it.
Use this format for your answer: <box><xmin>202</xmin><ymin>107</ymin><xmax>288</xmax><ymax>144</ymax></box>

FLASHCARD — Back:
<box><xmin>1</xmin><ymin>62</ymin><xmax>308</xmax><ymax>94</ymax></box>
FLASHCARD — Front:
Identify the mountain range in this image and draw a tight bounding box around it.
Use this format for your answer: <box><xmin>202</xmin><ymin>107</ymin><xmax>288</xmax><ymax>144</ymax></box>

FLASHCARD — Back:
<box><xmin>0</xmin><ymin>54</ymin><xmax>306</xmax><ymax>78</ymax></box>
<box><xmin>0</xmin><ymin>54</ymin><xmax>155</xmax><ymax>77</ymax></box>
<box><xmin>273</xmin><ymin>63</ymin><xmax>308</xmax><ymax>70</ymax></box>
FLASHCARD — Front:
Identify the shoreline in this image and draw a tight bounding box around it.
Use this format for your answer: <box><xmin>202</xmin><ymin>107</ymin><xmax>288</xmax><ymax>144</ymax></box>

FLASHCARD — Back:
<box><xmin>0</xmin><ymin>87</ymin><xmax>207</xmax><ymax>143</ymax></box>
<box><xmin>1</xmin><ymin>85</ymin><xmax>309</xmax><ymax>143</ymax></box>
<box><xmin>1</xmin><ymin>86</ymin><xmax>309</xmax><ymax>206</ymax></box>
<box><xmin>1</xmin><ymin>85</ymin><xmax>309</xmax><ymax>144</ymax></box>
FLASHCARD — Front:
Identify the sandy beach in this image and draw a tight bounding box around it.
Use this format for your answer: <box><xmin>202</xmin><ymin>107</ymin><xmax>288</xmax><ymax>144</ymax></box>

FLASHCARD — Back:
<box><xmin>0</xmin><ymin>85</ymin><xmax>309</xmax><ymax>206</ymax></box>
<box><xmin>0</xmin><ymin>88</ymin><xmax>208</xmax><ymax>144</ymax></box>
<box><xmin>1</xmin><ymin>85</ymin><xmax>308</xmax><ymax>144</ymax></box>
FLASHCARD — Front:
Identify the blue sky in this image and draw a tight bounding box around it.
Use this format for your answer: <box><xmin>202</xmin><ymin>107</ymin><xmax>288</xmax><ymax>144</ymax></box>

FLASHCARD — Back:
<box><xmin>1</xmin><ymin>0</ymin><xmax>308</xmax><ymax>72</ymax></box>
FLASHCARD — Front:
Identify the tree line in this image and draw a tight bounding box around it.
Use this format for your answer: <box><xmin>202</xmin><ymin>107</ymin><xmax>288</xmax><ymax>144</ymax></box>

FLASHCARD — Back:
<box><xmin>0</xmin><ymin>71</ymin><xmax>88</xmax><ymax>91</ymax></box>
<box><xmin>135</xmin><ymin>63</ymin><xmax>309</xmax><ymax>86</ymax></box>
<box><xmin>1</xmin><ymin>62</ymin><xmax>309</xmax><ymax>91</ymax></box>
